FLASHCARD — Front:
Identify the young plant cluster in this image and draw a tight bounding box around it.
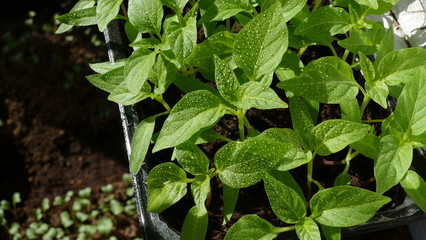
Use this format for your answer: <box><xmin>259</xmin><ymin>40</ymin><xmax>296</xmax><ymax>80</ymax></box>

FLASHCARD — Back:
<box><xmin>0</xmin><ymin>174</ymin><xmax>142</xmax><ymax>240</ymax></box>
<box><xmin>57</xmin><ymin>0</ymin><xmax>426</xmax><ymax>239</ymax></box>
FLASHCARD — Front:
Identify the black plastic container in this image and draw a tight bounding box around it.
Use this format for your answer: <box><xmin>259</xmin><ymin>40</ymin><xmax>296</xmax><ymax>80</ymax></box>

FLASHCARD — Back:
<box><xmin>103</xmin><ymin>20</ymin><xmax>426</xmax><ymax>240</ymax></box>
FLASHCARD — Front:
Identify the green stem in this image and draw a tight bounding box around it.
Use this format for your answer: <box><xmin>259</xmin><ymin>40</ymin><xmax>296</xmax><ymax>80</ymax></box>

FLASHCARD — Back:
<box><xmin>237</xmin><ymin>109</ymin><xmax>246</xmax><ymax>141</ymax></box>
<box><xmin>359</xmin><ymin>95</ymin><xmax>371</xmax><ymax>118</ymax></box>
<box><xmin>154</xmin><ymin>95</ymin><xmax>171</xmax><ymax>112</ymax></box>
<box><xmin>307</xmin><ymin>152</ymin><xmax>316</xmax><ymax>200</ymax></box>
<box><xmin>328</xmin><ymin>43</ymin><xmax>338</xmax><ymax>57</ymax></box>
<box><xmin>226</xmin><ymin>18</ymin><xmax>231</xmax><ymax>32</ymax></box>
<box><xmin>120</xmin><ymin>3</ymin><xmax>128</xmax><ymax>19</ymax></box>
<box><xmin>341</xmin><ymin>49</ymin><xmax>350</xmax><ymax>62</ymax></box>
<box><xmin>362</xmin><ymin>119</ymin><xmax>384</xmax><ymax>123</ymax></box>
<box><xmin>274</xmin><ymin>225</ymin><xmax>296</xmax><ymax>234</ymax></box>
<box><xmin>312</xmin><ymin>0</ymin><xmax>322</xmax><ymax>12</ymax></box>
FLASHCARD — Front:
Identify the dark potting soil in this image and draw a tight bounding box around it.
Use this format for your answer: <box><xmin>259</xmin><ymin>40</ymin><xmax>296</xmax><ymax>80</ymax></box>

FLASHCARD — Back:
<box><xmin>0</xmin><ymin>17</ymin><xmax>142</xmax><ymax>239</ymax></box>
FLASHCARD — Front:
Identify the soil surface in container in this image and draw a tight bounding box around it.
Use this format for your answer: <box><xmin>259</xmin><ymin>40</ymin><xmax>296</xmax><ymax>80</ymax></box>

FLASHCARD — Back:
<box><xmin>0</xmin><ymin>5</ymin><xmax>142</xmax><ymax>239</ymax></box>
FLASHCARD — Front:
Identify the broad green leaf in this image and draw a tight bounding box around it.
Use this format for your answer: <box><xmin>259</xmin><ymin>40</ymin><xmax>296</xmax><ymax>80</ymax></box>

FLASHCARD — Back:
<box><xmin>262</xmin><ymin>128</ymin><xmax>311</xmax><ymax>171</ymax></box>
<box><xmin>277</xmin><ymin>57</ymin><xmax>358</xmax><ymax>104</ymax></box>
<box><xmin>173</xmin><ymin>74</ymin><xmax>221</xmax><ymax>97</ymax></box>
<box><xmin>191</xmin><ymin>175</ymin><xmax>210</xmax><ymax>208</ymax></box>
<box><xmin>108</xmin><ymin>80</ymin><xmax>151</xmax><ymax>105</ymax></box>
<box><xmin>215</xmin><ymin>131</ymin><xmax>292</xmax><ymax>188</ymax></box>
<box><xmin>128</xmin><ymin>0</ymin><xmax>163</xmax><ymax>34</ymax></box>
<box><xmin>310</xmin><ymin>185</ymin><xmax>391</xmax><ymax>227</ymax></box>
<box><xmin>350</xmin><ymin>133</ymin><xmax>380</xmax><ymax>160</ymax></box>
<box><xmin>288</xmin><ymin>97</ymin><xmax>317</xmax><ymax>148</ymax></box>
<box><xmin>366</xmin><ymin>0</ymin><xmax>399</xmax><ymax>15</ymax></box>
<box><xmin>295</xmin><ymin>218</ymin><xmax>321</xmax><ymax>240</ymax></box>
<box><xmin>340</xmin><ymin>97</ymin><xmax>361</xmax><ymax>122</ymax></box>
<box><xmin>89</xmin><ymin>60</ymin><xmax>125</xmax><ymax>74</ymax></box>
<box><xmin>124</xmin><ymin>48</ymin><xmax>156</xmax><ymax>94</ymax></box>
<box><xmin>167</xmin><ymin>17</ymin><xmax>197</xmax><ymax>63</ymax></box>
<box><xmin>125</xmin><ymin>20</ymin><xmax>140</xmax><ymax>43</ymax></box>
<box><xmin>224</xmin><ymin>215</ymin><xmax>278</xmax><ymax>240</ymax></box>
<box><xmin>275</xmin><ymin>50</ymin><xmax>304</xmax><ymax>81</ymax></box>
<box><xmin>153</xmin><ymin>90</ymin><xmax>226</xmax><ymax>152</ymax></box>
<box><xmin>222</xmin><ymin>184</ymin><xmax>239</xmax><ymax>225</ymax></box>
<box><xmin>175</xmin><ymin>142</ymin><xmax>210</xmax><ymax>175</ymax></box>
<box><xmin>86</xmin><ymin>66</ymin><xmax>124</xmax><ymax>93</ymax></box>
<box><xmin>147</xmin><ymin>162</ymin><xmax>188</xmax><ymax>212</ymax></box>
<box><xmin>358</xmin><ymin>51</ymin><xmax>376</xmax><ymax>83</ymax></box>
<box><xmin>338</xmin><ymin>26</ymin><xmax>385</xmax><ymax>55</ymax></box>
<box><xmin>354</xmin><ymin>0</ymin><xmax>378</xmax><ymax>9</ymax></box>
<box><xmin>180</xmin><ymin>206</ymin><xmax>208</xmax><ymax>240</ymax></box>
<box><xmin>400</xmin><ymin>170</ymin><xmax>426</xmax><ymax>212</ymax></box>
<box><xmin>57</xmin><ymin>7</ymin><xmax>97</xmax><ymax>26</ymax></box>
<box><xmin>236</xmin><ymin>81</ymin><xmax>288</xmax><ymax>110</ymax></box>
<box><xmin>186</xmin><ymin>31</ymin><xmax>236</xmax><ymax>81</ymax></box>
<box><xmin>234</xmin><ymin>2</ymin><xmax>288</xmax><ymax>81</ymax></box>
<box><xmin>312</xmin><ymin>120</ymin><xmax>370</xmax><ymax>156</ymax></box>
<box><xmin>129</xmin><ymin>116</ymin><xmax>156</xmax><ymax>174</ymax></box>
<box><xmin>214</xmin><ymin>55</ymin><xmax>240</xmax><ymax>103</ymax></box>
<box><xmin>294</xmin><ymin>6</ymin><xmax>351</xmax><ymax>37</ymax></box>
<box><xmin>378</xmin><ymin>48</ymin><xmax>426</xmax><ymax>85</ymax></box>
<box><xmin>96</xmin><ymin>0</ymin><xmax>123</xmax><ymax>31</ymax></box>
<box><xmin>365</xmin><ymin>81</ymin><xmax>389</xmax><ymax>109</ymax></box>
<box><xmin>375</xmin><ymin>28</ymin><xmax>394</xmax><ymax>65</ymax></box>
<box><xmin>199</xmin><ymin>0</ymin><xmax>252</xmax><ymax>23</ymax></box>
<box><xmin>321</xmin><ymin>225</ymin><xmax>341</xmax><ymax>240</ymax></box>
<box><xmin>264</xmin><ymin>170</ymin><xmax>306</xmax><ymax>223</ymax></box>
<box><xmin>257</xmin><ymin>0</ymin><xmax>305</xmax><ymax>21</ymax></box>
<box><xmin>150</xmin><ymin>54</ymin><xmax>177</xmax><ymax>95</ymax></box>
<box><xmin>384</xmin><ymin>70</ymin><xmax>426</xmax><ymax>136</ymax></box>
<box><xmin>56</xmin><ymin>0</ymin><xmax>96</xmax><ymax>33</ymax></box>
<box><xmin>161</xmin><ymin>0</ymin><xmax>189</xmax><ymax>14</ymax></box>
<box><xmin>375</xmin><ymin>135</ymin><xmax>413</xmax><ymax>194</ymax></box>
<box><xmin>130</xmin><ymin>38</ymin><xmax>162</xmax><ymax>48</ymax></box>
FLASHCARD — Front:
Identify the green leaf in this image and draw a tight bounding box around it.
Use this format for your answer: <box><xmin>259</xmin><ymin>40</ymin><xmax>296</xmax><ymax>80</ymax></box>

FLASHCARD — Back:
<box><xmin>338</xmin><ymin>26</ymin><xmax>385</xmax><ymax>55</ymax></box>
<box><xmin>264</xmin><ymin>170</ymin><xmax>306</xmax><ymax>223</ymax></box>
<box><xmin>224</xmin><ymin>215</ymin><xmax>278</xmax><ymax>240</ymax></box>
<box><xmin>378</xmin><ymin>48</ymin><xmax>426</xmax><ymax>85</ymax></box>
<box><xmin>236</xmin><ymin>81</ymin><xmax>288</xmax><ymax>110</ymax></box>
<box><xmin>57</xmin><ymin>7</ymin><xmax>97</xmax><ymax>26</ymax></box>
<box><xmin>161</xmin><ymin>0</ymin><xmax>189</xmax><ymax>14</ymax></box>
<box><xmin>124</xmin><ymin>48</ymin><xmax>156</xmax><ymax>94</ymax></box>
<box><xmin>277</xmin><ymin>57</ymin><xmax>358</xmax><ymax>104</ymax></box>
<box><xmin>96</xmin><ymin>0</ymin><xmax>123</xmax><ymax>31</ymax></box>
<box><xmin>180</xmin><ymin>206</ymin><xmax>209</xmax><ymax>240</ymax></box>
<box><xmin>321</xmin><ymin>225</ymin><xmax>341</xmax><ymax>240</ymax></box>
<box><xmin>366</xmin><ymin>0</ymin><xmax>399</xmax><ymax>15</ymax></box>
<box><xmin>56</xmin><ymin>0</ymin><xmax>96</xmax><ymax>33</ymax></box>
<box><xmin>275</xmin><ymin>50</ymin><xmax>304</xmax><ymax>81</ymax></box>
<box><xmin>310</xmin><ymin>185</ymin><xmax>391</xmax><ymax>227</ymax></box>
<box><xmin>130</xmin><ymin>38</ymin><xmax>162</xmax><ymax>48</ymax></box>
<box><xmin>175</xmin><ymin>142</ymin><xmax>210</xmax><ymax>175</ymax></box>
<box><xmin>12</xmin><ymin>193</ymin><xmax>21</xmax><ymax>206</ymax></box>
<box><xmin>89</xmin><ymin>61</ymin><xmax>125</xmax><ymax>74</ymax></box>
<box><xmin>257</xmin><ymin>0</ymin><xmax>305</xmax><ymax>21</ymax></box>
<box><xmin>234</xmin><ymin>2</ymin><xmax>288</xmax><ymax>81</ymax></box>
<box><xmin>41</xmin><ymin>198</ymin><xmax>50</xmax><ymax>211</ymax></box>
<box><xmin>311</xmin><ymin>120</ymin><xmax>370</xmax><ymax>156</ymax></box>
<box><xmin>215</xmin><ymin>130</ymin><xmax>292</xmax><ymax>188</ymax></box>
<box><xmin>374</xmin><ymin>135</ymin><xmax>413</xmax><ymax>194</ymax></box>
<box><xmin>167</xmin><ymin>17</ymin><xmax>197</xmax><ymax>63</ymax></box>
<box><xmin>199</xmin><ymin>0</ymin><xmax>252</xmax><ymax>23</ymax></box>
<box><xmin>186</xmin><ymin>31</ymin><xmax>236</xmax><ymax>81</ymax></box>
<box><xmin>294</xmin><ymin>6</ymin><xmax>351</xmax><ymax>37</ymax></box>
<box><xmin>108</xmin><ymin>80</ymin><xmax>151</xmax><ymax>105</ymax></box>
<box><xmin>97</xmin><ymin>218</ymin><xmax>113</xmax><ymax>235</ymax></box>
<box><xmin>384</xmin><ymin>69</ymin><xmax>426</xmax><ymax>137</ymax></box>
<box><xmin>365</xmin><ymin>81</ymin><xmax>389</xmax><ymax>109</ymax></box>
<box><xmin>350</xmin><ymin>133</ymin><xmax>379</xmax><ymax>160</ymax></box>
<box><xmin>191</xmin><ymin>175</ymin><xmax>210</xmax><ymax>208</ymax></box>
<box><xmin>60</xmin><ymin>212</ymin><xmax>74</xmax><ymax>228</ymax></box>
<box><xmin>150</xmin><ymin>54</ymin><xmax>177</xmax><ymax>95</ymax></box>
<box><xmin>288</xmin><ymin>97</ymin><xmax>317</xmax><ymax>148</ymax></box>
<box><xmin>128</xmin><ymin>0</ymin><xmax>163</xmax><ymax>34</ymax></box>
<box><xmin>222</xmin><ymin>184</ymin><xmax>239</xmax><ymax>225</ymax></box>
<box><xmin>340</xmin><ymin>97</ymin><xmax>361</xmax><ymax>122</ymax></box>
<box><xmin>86</xmin><ymin>66</ymin><xmax>124</xmax><ymax>93</ymax></box>
<box><xmin>214</xmin><ymin>55</ymin><xmax>240</xmax><ymax>103</ymax></box>
<box><xmin>109</xmin><ymin>199</ymin><xmax>124</xmax><ymax>215</ymax></box>
<box><xmin>153</xmin><ymin>90</ymin><xmax>226</xmax><ymax>152</ymax></box>
<box><xmin>354</xmin><ymin>0</ymin><xmax>378</xmax><ymax>8</ymax></box>
<box><xmin>147</xmin><ymin>162</ymin><xmax>188</xmax><ymax>212</ymax></box>
<box><xmin>400</xmin><ymin>170</ymin><xmax>426</xmax><ymax>212</ymax></box>
<box><xmin>295</xmin><ymin>218</ymin><xmax>321</xmax><ymax>240</ymax></box>
<box><xmin>375</xmin><ymin>27</ymin><xmax>394</xmax><ymax>65</ymax></box>
<box><xmin>129</xmin><ymin>116</ymin><xmax>156</xmax><ymax>174</ymax></box>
